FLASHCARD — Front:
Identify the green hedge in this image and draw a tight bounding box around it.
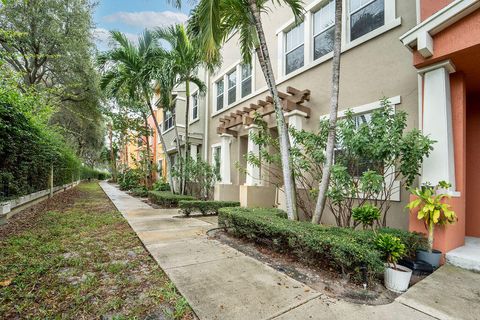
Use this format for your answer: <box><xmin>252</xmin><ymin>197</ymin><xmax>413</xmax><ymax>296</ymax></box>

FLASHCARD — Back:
<box><xmin>148</xmin><ymin>191</ymin><xmax>195</xmax><ymax>208</ymax></box>
<box><xmin>218</xmin><ymin>207</ymin><xmax>427</xmax><ymax>282</ymax></box>
<box><xmin>131</xmin><ymin>187</ymin><xmax>148</xmax><ymax>197</ymax></box>
<box><xmin>179</xmin><ymin>201</ymin><xmax>240</xmax><ymax>216</ymax></box>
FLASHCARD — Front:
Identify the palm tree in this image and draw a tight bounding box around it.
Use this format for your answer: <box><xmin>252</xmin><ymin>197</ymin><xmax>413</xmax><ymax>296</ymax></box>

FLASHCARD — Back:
<box><xmin>98</xmin><ymin>30</ymin><xmax>175</xmax><ymax>189</ymax></box>
<box><xmin>154</xmin><ymin>24</ymin><xmax>206</xmax><ymax>195</ymax></box>
<box><xmin>188</xmin><ymin>0</ymin><xmax>303</xmax><ymax>220</ymax></box>
<box><xmin>311</xmin><ymin>0</ymin><xmax>343</xmax><ymax>224</ymax></box>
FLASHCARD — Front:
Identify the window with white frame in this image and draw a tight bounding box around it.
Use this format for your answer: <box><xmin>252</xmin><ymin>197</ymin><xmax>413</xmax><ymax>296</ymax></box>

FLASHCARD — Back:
<box><xmin>191</xmin><ymin>92</ymin><xmax>199</xmax><ymax>121</ymax></box>
<box><xmin>241</xmin><ymin>64</ymin><xmax>252</xmax><ymax>98</ymax></box>
<box><xmin>216</xmin><ymin>79</ymin><xmax>224</xmax><ymax>111</ymax></box>
<box><xmin>163</xmin><ymin>108</ymin><xmax>174</xmax><ymax>131</ymax></box>
<box><xmin>313</xmin><ymin>0</ymin><xmax>335</xmax><ymax>60</ymax></box>
<box><xmin>227</xmin><ymin>70</ymin><xmax>237</xmax><ymax>105</ymax></box>
<box><xmin>349</xmin><ymin>0</ymin><xmax>385</xmax><ymax>41</ymax></box>
<box><xmin>212</xmin><ymin>145</ymin><xmax>221</xmax><ymax>174</ymax></box>
<box><xmin>285</xmin><ymin>22</ymin><xmax>304</xmax><ymax>75</ymax></box>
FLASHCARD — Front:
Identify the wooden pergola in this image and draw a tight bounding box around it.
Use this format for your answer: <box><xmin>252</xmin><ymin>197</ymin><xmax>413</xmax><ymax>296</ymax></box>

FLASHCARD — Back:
<box><xmin>216</xmin><ymin>86</ymin><xmax>311</xmax><ymax>137</ymax></box>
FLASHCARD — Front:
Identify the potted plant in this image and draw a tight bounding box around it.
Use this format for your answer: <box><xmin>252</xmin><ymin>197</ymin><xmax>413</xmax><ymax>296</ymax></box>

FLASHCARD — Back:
<box><xmin>406</xmin><ymin>181</ymin><xmax>457</xmax><ymax>268</ymax></box>
<box><xmin>375</xmin><ymin>233</ymin><xmax>411</xmax><ymax>293</ymax></box>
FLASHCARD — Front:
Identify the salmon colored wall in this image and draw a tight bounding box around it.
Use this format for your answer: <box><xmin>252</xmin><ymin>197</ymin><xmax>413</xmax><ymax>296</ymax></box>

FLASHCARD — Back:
<box><xmin>409</xmin><ymin>73</ymin><xmax>467</xmax><ymax>254</ymax></box>
<box><xmin>420</xmin><ymin>0</ymin><xmax>454</xmax><ymax>21</ymax></box>
<box><xmin>414</xmin><ymin>10</ymin><xmax>480</xmax><ymax>67</ymax></box>
<box><xmin>466</xmin><ymin>94</ymin><xmax>480</xmax><ymax>237</ymax></box>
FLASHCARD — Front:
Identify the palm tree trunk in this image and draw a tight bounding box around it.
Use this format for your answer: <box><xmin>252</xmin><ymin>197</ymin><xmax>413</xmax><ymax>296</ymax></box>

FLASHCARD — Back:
<box><xmin>312</xmin><ymin>0</ymin><xmax>343</xmax><ymax>224</ymax></box>
<box><xmin>183</xmin><ymin>79</ymin><xmax>191</xmax><ymax>195</ymax></box>
<box><xmin>173</xmin><ymin>112</ymin><xmax>183</xmax><ymax>194</ymax></box>
<box><xmin>143</xmin><ymin>113</ymin><xmax>151</xmax><ymax>188</ymax></box>
<box><xmin>144</xmin><ymin>92</ymin><xmax>175</xmax><ymax>192</ymax></box>
<box><xmin>248</xmin><ymin>0</ymin><xmax>298</xmax><ymax>221</ymax></box>
<box><xmin>108</xmin><ymin>124</ymin><xmax>117</xmax><ymax>182</ymax></box>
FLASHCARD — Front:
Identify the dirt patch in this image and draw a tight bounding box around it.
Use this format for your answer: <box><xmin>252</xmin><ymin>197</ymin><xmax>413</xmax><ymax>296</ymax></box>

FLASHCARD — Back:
<box><xmin>211</xmin><ymin>230</ymin><xmax>401</xmax><ymax>305</ymax></box>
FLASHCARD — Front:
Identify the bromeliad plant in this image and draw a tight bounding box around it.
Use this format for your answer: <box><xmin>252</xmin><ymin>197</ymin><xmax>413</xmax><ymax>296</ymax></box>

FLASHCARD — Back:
<box><xmin>375</xmin><ymin>233</ymin><xmax>406</xmax><ymax>269</ymax></box>
<box><xmin>406</xmin><ymin>181</ymin><xmax>457</xmax><ymax>253</ymax></box>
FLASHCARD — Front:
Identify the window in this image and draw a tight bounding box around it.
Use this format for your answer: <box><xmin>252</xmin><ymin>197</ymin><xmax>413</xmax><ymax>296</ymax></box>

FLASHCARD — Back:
<box><xmin>212</xmin><ymin>145</ymin><xmax>221</xmax><ymax>175</ymax></box>
<box><xmin>349</xmin><ymin>0</ymin><xmax>385</xmax><ymax>41</ymax></box>
<box><xmin>191</xmin><ymin>92</ymin><xmax>199</xmax><ymax>121</ymax></box>
<box><xmin>216</xmin><ymin>79</ymin><xmax>224</xmax><ymax>111</ymax></box>
<box><xmin>157</xmin><ymin>160</ymin><xmax>163</xmax><ymax>178</ymax></box>
<box><xmin>313</xmin><ymin>0</ymin><xmax>335</xmax><ymax>60</ymax></box>
<box><xmin>163</xmin><ymin>108</ymin><xmax>174</xmax><ymax>131</ymax></box>
<box><xmin>334</xmin><ymin>111</ymin><xmax>383</xmax><ymax>177</ymax></box>
<box><xmin>227</xmin><ymin>70</ymin><xmax>237</xmax><ymax>105</ymax></box>
<box><xmin>241</xmin><ymin>64</ymin><xmax>252</xmax><ymax>98</ymax></box>
<box><xmin>285</xmin><ymin>22</ymin><xmax>304</xmax><ymax>74</ymax></box>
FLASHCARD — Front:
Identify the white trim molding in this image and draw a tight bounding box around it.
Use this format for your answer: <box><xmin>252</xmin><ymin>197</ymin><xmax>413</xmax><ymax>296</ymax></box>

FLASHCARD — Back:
<box><xmin>320</xmin><ymin>95</ymin><xmax>401</xmax><ymax>120</ymax></box>
<box><xmin>400</xmin><ymin>0</ymin><xmax>480</xmax><ymax>55</ymax></box>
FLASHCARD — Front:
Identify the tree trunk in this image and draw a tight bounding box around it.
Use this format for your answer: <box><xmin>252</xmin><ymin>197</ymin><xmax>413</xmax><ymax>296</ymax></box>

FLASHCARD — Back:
<box><xmin>108</xmin><ymin>124</ymin><xmax>117</xmax><ymax>182</ymax></box>
<box><xmin>248</xmin><ymin>0</ymin><xmax>298</xmax><ymax>221</ymax></box>
<box><xmin>144</xmin><ymin>91</ymin><xmax>175</xmax><ymax>192</ymax></box>
<box><xmin>312</xmin><ymin>0</ymin><xmax>343</xmax><ymax>224</ymax></box>
<box><xmin>428</xmin><ymin>222</ymin><xmax>434</xmax><ymax>253</ymax></box>
<box><xmin>183</xmin><ymin>79</ymin><xmax>191</xmax><ymax>195</ymax></box>
<box><xmin>173</xmin><ymin>112</ymin><xmax>183</xmax><ymax>194</ymax></box>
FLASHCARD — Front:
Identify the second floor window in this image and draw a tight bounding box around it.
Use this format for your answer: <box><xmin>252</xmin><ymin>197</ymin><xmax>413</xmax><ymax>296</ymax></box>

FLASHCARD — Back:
<box><xmin>227</xmin><ymin>70</ymin><xmax>237</xmax><ymax>105</ymax></box>
<box><xmin>216</xmin><ymin>79</ymin><xmax>224</xmax><ymax>111</ymax></box>
<box><xmin>313</xmin><ymin>0</ymin><xmax>335</xmax><ymax>60</ymax></box>
<box><xmin>349</xmin><ymin>0</ymin><xmax>385</xmax><ymax>41</ymax></box>
<box><xmin>192</xmin><ymin>92</ymin><xmax>199</xmax><ymax>121</ymax></box>
<box><xmin>163</xmin><ymin>109</ymin><xmax>174</xmax><ymax>131</ymax></box>
<box><xmin>241</xmin><ymin>64</ymin><xmax>252</xmax><ymax>98</ymax></box>
<box><xmin>285</xmin><ymin>22</ymin><xmax>304</xmax><ymax>75</ymax></box>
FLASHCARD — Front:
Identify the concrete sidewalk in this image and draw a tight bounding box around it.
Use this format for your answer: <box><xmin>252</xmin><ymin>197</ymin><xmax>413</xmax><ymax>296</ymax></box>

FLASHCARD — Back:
<box><xmin>99</xmin><ymin>182</ymin><xmax>440</xmax><ymax>320</ymax></box>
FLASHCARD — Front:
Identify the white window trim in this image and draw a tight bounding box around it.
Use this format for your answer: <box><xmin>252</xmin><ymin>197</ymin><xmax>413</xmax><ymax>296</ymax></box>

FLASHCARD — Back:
<box><xmin>240</xmin><ymin>64</ymin><xmax>253</xmax><ymax>99</ymax></box>
<box><xmin>211</xmin><ymin>59</ymin><xmax>256</xmax><ymax>116</ymax></box>
<box><xmin>283</xmin><ymin>22</ymin><xmax>305</xmax><ymax>75</ymax></box>
<box><xmin>190</xmin><ymin>90</ymin><xmax>200</xmax><ymax>124</ymax></box>
<box><xmin>320</xmin><ymin>95</ymin><xmax>401</xmax><ymax>201</ymax></box>
<box><xmin>277</xmin><ymin>0</ymin><xmax>399</xmax><ymax>78</ymax></box>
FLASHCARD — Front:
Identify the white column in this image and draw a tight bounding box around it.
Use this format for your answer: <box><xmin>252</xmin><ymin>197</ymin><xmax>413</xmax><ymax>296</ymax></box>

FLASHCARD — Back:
<box><xmin>220</xmin><ymin>134</ymin><xmax>232</xmax><ymax>184</ymax></box>
<box><xmin>419</xmin><ymin>61</ymin><xmax>456</xmax><ymax>189</ymax></box>
<box><xmin>245</xmin><ymin>124</ymin><xmax>261</xmax><ymax>186</ymax></box>
<box><xmin>190</xmin><ymin>144</ymin><xmax>198</xmax><ymax>161</ymax></box>
<box><xmin>285</xmin><ymin>110</ymin><xmax>308</xmax><ymax>145</ymax></box>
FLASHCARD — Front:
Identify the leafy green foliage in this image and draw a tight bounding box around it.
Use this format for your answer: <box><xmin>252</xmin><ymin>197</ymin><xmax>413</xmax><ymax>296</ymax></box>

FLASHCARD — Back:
<box><xmin>179</xmin><ymin>200</ymin><xmax>239</xmax><ymax>216</ymax></box>
<box><xmin>131</xmin><ymin>187</ymin><xmax>148</xmax><ymax>198</ymax></box>
<box><xmin>172</xmin><ymin>156</ymin><xmax>219</xmax><ymax>200</ymax></box>
<box><xmin>117</xmin><ymin>169</ymin><xmax>143</xmax><ymax>191</ymax></box>
<box><xmin>218</xmin><ymin>207</ymin><xmax>426</xmax><ymax>282</ymax></box>
<box><xmin>148</xmin><ymin>191</ymin><xmax>195</xmax><ymax>208</ymax></box>
<box><xmin>375</xmin><ymin>234</ymin><xmax>406</xmax><ymax>267</ymax></box>
<box><xmin>352</xmin><ymin>204</ymin><xmax>381</xmax><ymax>229</ymax></box>
<box><xmin>245</xmin><ymin>98</ymin><xmax>434</xmax><ymax>226</ymax></box>
<box><xmin>153</xmin><ymin>180</ymin><xmax>171</xmax><ymax>192</ymax></box>
<box><xmin>407</xmin><ymin>181</ymin><xmax>457</xmax><ymax>251</ymax></box>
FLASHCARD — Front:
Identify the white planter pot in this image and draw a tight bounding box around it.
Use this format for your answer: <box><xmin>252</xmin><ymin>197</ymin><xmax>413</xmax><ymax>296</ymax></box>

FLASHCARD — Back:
<box><xmin>384</xmin><ymin>264</ymin><xmax>412</xmax><ymax>293</ymax></box>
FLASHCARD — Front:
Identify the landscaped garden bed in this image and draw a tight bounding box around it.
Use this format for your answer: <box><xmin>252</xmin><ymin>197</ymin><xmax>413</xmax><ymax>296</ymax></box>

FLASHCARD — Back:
<box><xmin>148</xmin><ymin>191</ymin><xmax>195</xmax><ymax>208</ymax></box>
<box><xmin>179</xmin><ymin>200</ymin><xmax>240</xmax><ymax>216</ymax></box>
<box><xmin>218</xmin><ymin>207</ymin><xmax>427</xmax><ymax>284</ymax></box>
<box><xmin>0</xmin><ymin>183</ymin><xmax>193</xmax><ymax>319</ymax></box>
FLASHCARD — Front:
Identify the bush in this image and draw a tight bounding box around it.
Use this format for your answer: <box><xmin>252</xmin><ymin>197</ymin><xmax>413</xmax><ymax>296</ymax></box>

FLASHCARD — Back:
<box><xmin>218</xmin><ymin>207</ymin><xmax>427</xmax><ymax>282</ymax></box>
<box><xmin>148</xmin><ymin>191</ymin><xmax>195</xmax><ymax>208</ymax></box>
<box><xmin>153</xmin><ymin>180</ymin><xmax>170</xmax><ymax>191</ymax></box>
<box><xmin>352</xmin><ymin>204</ymin><xmax>381</xmax><ymax>229</ymax></box>
<box><xmin>131</xmin><ymin>187</ymin><xmax>148</xmax><ymax>197</ymax></box>
<box><xmin>118</xmin><ymin>168</ymin><xmax>142</xmax><ymax>191</ymax></box>
<box><xmin>375</xmin><ymin>233</ymin><xmax>406</xmax><ymax>266</ymax></box>
<box><xmin>179</xmin><ymin>200</ymin><xmax>240</xmax><ymax>216</ymax></box>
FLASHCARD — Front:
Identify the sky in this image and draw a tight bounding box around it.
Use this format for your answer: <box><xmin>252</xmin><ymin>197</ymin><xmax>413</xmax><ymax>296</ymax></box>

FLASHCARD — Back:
<box><xmin>93</xmin><ymin>0</ymin><xmax>193</xmax><ymax>51</ymax></box>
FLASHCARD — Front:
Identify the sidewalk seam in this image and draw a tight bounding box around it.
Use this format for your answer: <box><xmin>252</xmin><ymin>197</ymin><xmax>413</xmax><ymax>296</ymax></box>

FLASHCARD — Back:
<box><xmin>265</xmin><ymin>293</ymin><xmax>323</xmax><ymax>320</ymax></box>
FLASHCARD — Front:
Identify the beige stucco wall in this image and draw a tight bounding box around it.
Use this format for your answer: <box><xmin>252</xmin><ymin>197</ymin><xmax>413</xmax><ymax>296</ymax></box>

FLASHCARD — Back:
<box><xmin>207</xmin><ymin>0</ymin><xmax>419</xmax><ymax>230</ymax></box>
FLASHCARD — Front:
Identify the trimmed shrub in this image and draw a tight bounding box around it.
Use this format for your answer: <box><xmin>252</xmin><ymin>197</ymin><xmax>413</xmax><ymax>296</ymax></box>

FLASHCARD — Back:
<box><xmin>148</xmin><ymin>191</ymin><xmax>195</xmax><ymax>208</ymax></box>
<box><xmin>153</xmin><ymin>180</ymin><xmax>170</xmax><ymax>191</ymax></box>
<box><xmin>179</xmin><ymin>200</ymin><xmax>240</xmax><ymax>216</ymax></box>
<box><xmin>131</xmin><ymin>187</ymin><xmax>148</xmax><ymax>197</ymax></box>
<box><xmin>218</xmin><ymin>207</ymin><xmax>427</xmax><ymax>282</ymax></box>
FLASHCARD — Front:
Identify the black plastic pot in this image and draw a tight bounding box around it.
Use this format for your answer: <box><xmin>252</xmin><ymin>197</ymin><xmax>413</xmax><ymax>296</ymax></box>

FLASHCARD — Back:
<box><xmin>416</xmin><ymin>249</ymin><xmax>442</xmax><ymax>269</ymax></box>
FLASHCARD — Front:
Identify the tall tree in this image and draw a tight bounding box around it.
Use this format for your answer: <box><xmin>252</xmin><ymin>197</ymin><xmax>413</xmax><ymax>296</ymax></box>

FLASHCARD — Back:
<box><xmin>311</xmin><ymin>0</ymin><xmax>343</xmax><ymax>224</ymax></box>
<box><xmin>188</xmin><ymin>0</ymin><xmax>303</xmax><ymax>220</ymax></box>
<box><xmin>154</xmin><ymin>24</ymin><xmax>206</xmax><ymax>194</ymax></box>
<box><xmin>98</xmin><ymin>30</ymin><xmax>175</xmax><ymax>189</ymax></box>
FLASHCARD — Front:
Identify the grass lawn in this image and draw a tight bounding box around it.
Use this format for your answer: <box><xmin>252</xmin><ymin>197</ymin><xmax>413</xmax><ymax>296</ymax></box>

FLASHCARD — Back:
<box><xmin>0</xmin><ymin>182</ymin><xmax>194</xmax><ymax>319</ymax></box>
